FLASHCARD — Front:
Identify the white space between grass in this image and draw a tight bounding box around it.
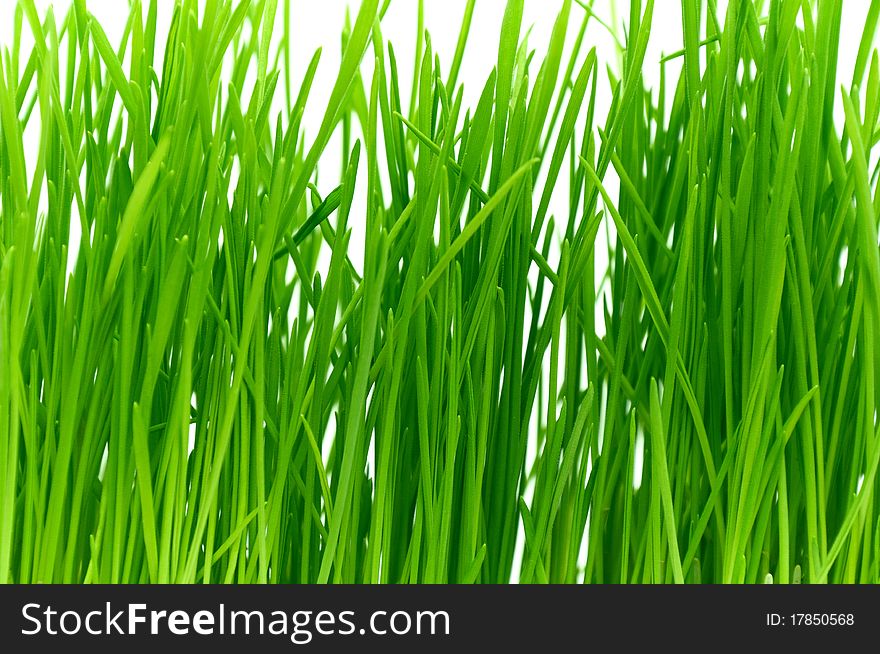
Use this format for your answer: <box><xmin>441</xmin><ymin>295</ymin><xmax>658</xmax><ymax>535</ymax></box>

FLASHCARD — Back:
<box><xmin>3</xmin><ymin>0</ymin><xmax>868</xmax><ymax>311</ymax></box>
<box><xmin>3</xmin><ymin>0</ymin><xmax>868</xmax><ymax>322</ymax></box>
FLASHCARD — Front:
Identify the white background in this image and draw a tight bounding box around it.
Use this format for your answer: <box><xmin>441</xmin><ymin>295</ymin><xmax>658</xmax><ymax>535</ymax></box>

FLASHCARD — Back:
<box><xmin>1</xmin><ymin>0</ymin><xmax>870</xmax><ymax>278</ymax></box>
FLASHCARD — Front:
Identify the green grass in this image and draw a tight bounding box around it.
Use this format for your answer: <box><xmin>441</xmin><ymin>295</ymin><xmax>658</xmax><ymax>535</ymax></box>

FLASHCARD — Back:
<box><xmin>0</xmin><ymin>0</ymin><xmax>878</xmax><ymax>584</ymax></box>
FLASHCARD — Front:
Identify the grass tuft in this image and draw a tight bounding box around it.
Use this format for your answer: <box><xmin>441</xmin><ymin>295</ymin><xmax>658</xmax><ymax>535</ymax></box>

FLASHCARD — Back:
<box><xmin>0</xmin><ymin>0</ymin><xmax>878</xmax><ymax>584</ymax></box>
